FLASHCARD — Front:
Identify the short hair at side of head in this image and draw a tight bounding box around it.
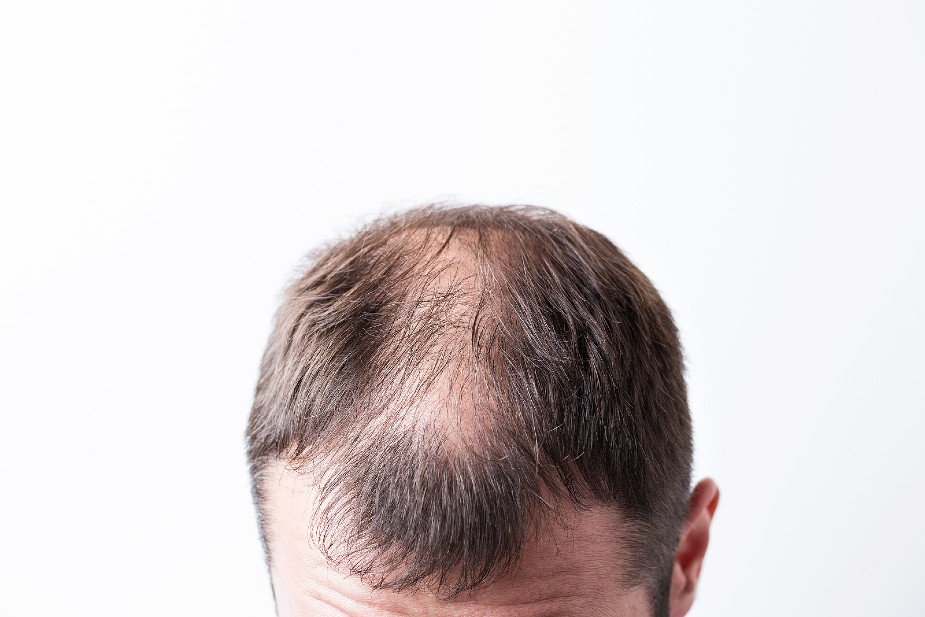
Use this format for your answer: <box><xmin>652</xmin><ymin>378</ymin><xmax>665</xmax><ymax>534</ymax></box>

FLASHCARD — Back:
<box><xmin>246</xmin><ymin>204</ymin><xmax>692</xmax><ymax>616</ymax></box>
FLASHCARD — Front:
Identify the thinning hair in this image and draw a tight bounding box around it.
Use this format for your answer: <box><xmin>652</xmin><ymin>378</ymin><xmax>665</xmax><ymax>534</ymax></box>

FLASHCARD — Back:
<box><xmin>246</xmin><ymin>204</ymin><xmax>692</xmax><ymax>616</ymax></box>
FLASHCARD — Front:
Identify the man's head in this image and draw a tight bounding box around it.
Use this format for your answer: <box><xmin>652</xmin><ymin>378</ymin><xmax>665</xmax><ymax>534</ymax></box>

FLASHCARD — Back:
<box><xmin>247</xmin><ymin>205</ymin><xmax>718</xmax><ymax>616</ymax></box>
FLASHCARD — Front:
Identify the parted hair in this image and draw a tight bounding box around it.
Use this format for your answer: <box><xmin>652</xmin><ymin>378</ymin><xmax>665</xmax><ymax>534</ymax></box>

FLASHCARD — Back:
<box><xmin>246</xmin><ymin>204</ymin><xmax>692</xmax><ymax>616</ymax></box>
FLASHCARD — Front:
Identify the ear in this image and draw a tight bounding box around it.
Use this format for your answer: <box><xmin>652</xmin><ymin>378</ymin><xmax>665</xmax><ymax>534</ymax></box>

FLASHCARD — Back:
<box><xmin>668</xmin><ymin>478</ymin><xmax>720</xmax><ymax>617</ymax></box>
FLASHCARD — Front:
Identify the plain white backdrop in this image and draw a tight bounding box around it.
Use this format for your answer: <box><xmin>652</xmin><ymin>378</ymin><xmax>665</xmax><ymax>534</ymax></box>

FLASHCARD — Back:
<box><xmin>2</xmin><ymin>1</ymin><xmax>923</xmax><ymax>615</ymax></box>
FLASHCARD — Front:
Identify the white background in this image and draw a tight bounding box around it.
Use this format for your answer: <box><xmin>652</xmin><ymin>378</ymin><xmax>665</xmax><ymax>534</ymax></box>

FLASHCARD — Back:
<box><xmin>2</xmin><ymin>2</ymin><xmax>923</xmax><ymax>615</ymax></box>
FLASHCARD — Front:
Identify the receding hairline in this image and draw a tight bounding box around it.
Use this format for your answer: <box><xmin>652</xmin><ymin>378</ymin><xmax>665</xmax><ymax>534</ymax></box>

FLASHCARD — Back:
<box><xmin>261</xmin><ymin>455</ymin><xmax>647</xmax><ymax>608</ymax></box>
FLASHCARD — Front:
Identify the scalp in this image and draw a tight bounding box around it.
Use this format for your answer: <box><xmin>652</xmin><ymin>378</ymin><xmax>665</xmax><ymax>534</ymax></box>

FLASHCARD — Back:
<box><xmin>247</xmin><ymin>204</ymin><xmax>692</xmax><ymax>611</ymax></box>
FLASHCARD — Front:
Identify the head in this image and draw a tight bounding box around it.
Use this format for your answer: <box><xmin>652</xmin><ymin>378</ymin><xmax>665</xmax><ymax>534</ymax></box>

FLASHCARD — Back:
<box><xmin>246</xmin><ymin>204</ymin><xmax>719</xmax><ymax>616</ymax></box>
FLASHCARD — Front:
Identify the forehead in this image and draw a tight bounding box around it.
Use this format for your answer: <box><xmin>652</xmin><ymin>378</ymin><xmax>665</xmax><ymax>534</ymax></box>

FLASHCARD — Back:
<box><xmin>263</xmin><ymin>460</ymin><xmax>650</xmax><ymax>617</ymax></box>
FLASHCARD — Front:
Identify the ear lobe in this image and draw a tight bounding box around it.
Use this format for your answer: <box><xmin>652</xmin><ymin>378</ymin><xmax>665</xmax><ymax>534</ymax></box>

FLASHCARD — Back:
<box><xmin>669</xmin><ymin>478</ymin><xmax>720</xmax><ymax>617</ymax></box>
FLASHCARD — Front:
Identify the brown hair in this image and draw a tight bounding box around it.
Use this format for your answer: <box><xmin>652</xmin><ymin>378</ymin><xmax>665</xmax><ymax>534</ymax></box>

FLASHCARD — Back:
<box><xmin>246</xmin><ymin>204</ymin><xmax>692</xmax><ymax>616</ymax></box>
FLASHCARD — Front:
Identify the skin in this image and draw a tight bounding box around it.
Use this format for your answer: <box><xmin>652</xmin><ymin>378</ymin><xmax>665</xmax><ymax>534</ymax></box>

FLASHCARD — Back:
<box><xmin>262</xmin><ymin>460</ymin><xmax>719</xmax><ymax>617</ymax></box>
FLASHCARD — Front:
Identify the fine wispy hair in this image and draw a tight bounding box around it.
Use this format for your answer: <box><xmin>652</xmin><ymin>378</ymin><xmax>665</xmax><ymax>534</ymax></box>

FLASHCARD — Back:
<box><xmin>246</xmin><ymin>204</ymin><xmax>692</xmax><ymax>616</ymax></box>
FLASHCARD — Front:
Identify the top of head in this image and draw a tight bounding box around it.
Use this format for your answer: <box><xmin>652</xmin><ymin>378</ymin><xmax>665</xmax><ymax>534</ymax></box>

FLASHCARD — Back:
<box><xmin>246</xmin><ymin>204</ymin><xmax>693</xmax><ymax>613</ymax></box>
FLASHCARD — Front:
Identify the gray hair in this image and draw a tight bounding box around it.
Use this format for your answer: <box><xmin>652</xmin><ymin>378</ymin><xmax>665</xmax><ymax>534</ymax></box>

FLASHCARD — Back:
<box><xmin>246</xmin><ymin>204</ymin><xmax>692</xmax><ymax>616</ymax></box>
